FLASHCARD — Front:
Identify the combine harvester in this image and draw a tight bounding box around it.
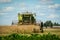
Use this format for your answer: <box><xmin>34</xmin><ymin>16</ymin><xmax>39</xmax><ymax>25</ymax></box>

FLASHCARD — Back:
<box><xmin>12</xmin><ymin>11</ymin><xmax>43</xmax><ymax>33</ymax></box>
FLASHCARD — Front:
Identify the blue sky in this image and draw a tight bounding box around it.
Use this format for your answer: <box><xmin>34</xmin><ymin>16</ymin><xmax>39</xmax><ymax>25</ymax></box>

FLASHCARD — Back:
<box><xmin>0</xmin><ymin>0</ymin><xmax>60</xmax><ymax>25</ymax></box>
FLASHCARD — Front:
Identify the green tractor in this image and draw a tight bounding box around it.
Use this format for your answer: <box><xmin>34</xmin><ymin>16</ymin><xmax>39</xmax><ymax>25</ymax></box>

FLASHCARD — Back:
<box><xmin>18</xmin><ymin>12</ymin><xmax>36</xmax><ymax>25</ymax></box>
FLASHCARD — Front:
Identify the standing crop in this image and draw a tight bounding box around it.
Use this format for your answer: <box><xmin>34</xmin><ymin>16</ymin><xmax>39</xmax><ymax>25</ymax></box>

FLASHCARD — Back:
<box><xmin>0</xmin><ymin>33</ymin><xmax>60</xmax><ymax>40</ymax></box>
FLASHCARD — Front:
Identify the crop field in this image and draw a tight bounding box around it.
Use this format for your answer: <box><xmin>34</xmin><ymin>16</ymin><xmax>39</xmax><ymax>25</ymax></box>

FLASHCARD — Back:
<box><xmin>0</xmin><ymin>25</ymin><xmax>60</xmax><ymax>40</ymax></box>
<box><xmin>0</xmin><ymin>33</ymin><xmax>60</xmax><ymax>40</ymax></box>
<box><xmin>44</xmin><ymin>27</ymin><xmax>60</xmax><ymax>36</ymax></box>
<box><xmin>0</xmin><ymin>25</ymin><xmax>40</xmax><ymax>36</ymax></box>
<box><xmin>0</xmin><ymin>25</ymin><xmax>60</xmax><ymax>36</ymax></box>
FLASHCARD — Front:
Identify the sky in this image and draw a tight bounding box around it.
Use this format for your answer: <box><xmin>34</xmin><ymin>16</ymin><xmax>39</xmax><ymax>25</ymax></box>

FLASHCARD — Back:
<box><xmin>0</xmin><ymin>0</ymin><xmax>60</xmax><ymax>25</ymax></box>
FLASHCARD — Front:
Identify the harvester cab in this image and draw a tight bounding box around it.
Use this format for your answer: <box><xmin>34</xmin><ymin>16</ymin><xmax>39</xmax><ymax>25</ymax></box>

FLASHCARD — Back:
<box><xmin>18</xmin><ymin>12</ymin><xmax>36</xmax><ymax>25</ymax></box>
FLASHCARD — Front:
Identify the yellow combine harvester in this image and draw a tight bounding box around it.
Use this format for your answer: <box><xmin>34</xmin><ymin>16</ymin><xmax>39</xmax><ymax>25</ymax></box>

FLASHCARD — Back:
<box><xmin>12</xmin><ymin>12</ymin><xmax>43</xmax><ymax>33</ymax></box>
<box><xmin>18</xmin><ymin>12</ymin><xmax>36</xmax><ymax>25</ymax></box>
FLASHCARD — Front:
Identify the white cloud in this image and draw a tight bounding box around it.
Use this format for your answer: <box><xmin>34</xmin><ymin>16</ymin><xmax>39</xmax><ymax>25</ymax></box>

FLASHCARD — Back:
<box><xmin>0</xmin><ymin>0</ymin><xmax>11</xmax><ymax>3</ymax></box>
<box><xmin>0</xmin><ymin>13</ymin><xmax>8</xmax><ymax>15</ymax></box>
<box><xmin>48</xmin><ymin>4</ymin><xmax>60</xmax><ymax>9</ymax></box>
<box><xmin>47</xmin><ymin>14</ymin><xmax>59</xmax><ymax>18</ymax></box>
<box><xmin>41</xmin><ymin>0</ymin><xmax>51</xmax><ymax>2</ymax></box>
<box><xmin>55</xmin><ymin>4</ymin><xmax>60</xmax><ymax>7</ymax></box>
<box><xmin>40</xmin><ymin>13</ymin><xmax>45</xmax><ymax>16</ymax></box>
<box><xmin>40</xmin><ymin>0</ymin><xmax>52</xmax><ymax>4</ymax></box>
<box><xmin>19</xmin><ymin>2</ymin><xmax>27</xmax><ymax>11</ymax></box>
<box><xmin>20</xmin><ymin>7</ymin><xmax>27</xmax><ymax>11</ymax></box>
<box><xmin>35</xmin><ymin>5</ymin><xmax>41</xmax><ymax>9</ymax></box>
<box><xmin>48</xmin><ymin>5</ymin><xmax>54</xmax><ymax>9</ymax></box>
<box><xmin>20</xmin><ymin>2</ymin><xmax>26</xmax><ymax>7</ymax></box>
<box><xmin>0</xmin><ymin>7</ymin><xmax>14</xmax><ymax>12</ymax></box>
<box><xmin>4</xmin><ymin>7</ymin><xmax>14</xmax><ymax>11</ymax></box>
<box><xmin>36</xmin><ymin>13</ymin><xmax>45</xmax><ymax>17</ymax></box>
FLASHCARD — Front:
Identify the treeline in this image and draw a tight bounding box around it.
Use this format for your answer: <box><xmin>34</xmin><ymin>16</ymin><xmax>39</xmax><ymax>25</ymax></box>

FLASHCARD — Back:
<box><xmin>54</xmin><ymin>22</ymin><xmax>60</xmax><ymax>26</ymax></box>
<box><xmin>44</xmin><ymin>20</ymin><xmax>60</xmax><ymax>28</ymax></box>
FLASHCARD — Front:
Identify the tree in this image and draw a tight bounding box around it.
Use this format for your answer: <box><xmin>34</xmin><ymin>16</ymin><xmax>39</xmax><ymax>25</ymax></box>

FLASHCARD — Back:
<box><xmin>44</xmin><ymin>21</ymin><xmax>53</xmax><ymax>28</ymax></box>
<box><xmin>44</xmin><ymin>22</ymin><xmax>48</xmax><ymax>28</ymax></box>
<box><xmin>54</xmin><ymin>22</ymin><xmax>60</xmax><ymax>26</ymax></box>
